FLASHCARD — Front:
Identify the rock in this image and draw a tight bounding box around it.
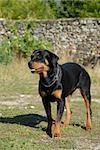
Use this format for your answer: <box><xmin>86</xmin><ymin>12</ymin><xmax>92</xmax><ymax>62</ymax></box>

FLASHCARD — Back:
<box><xmin>0</xmin><ymin>19</ymin><xmax>100</xmax><ymax>67</ymax></box>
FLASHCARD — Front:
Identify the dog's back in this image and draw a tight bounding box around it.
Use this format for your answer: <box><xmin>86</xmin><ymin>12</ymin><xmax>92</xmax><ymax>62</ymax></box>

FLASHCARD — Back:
<box><xmin>61</xmin><ymin>62</ymin><xmax>91</xmax><ymax>96</ymax></box>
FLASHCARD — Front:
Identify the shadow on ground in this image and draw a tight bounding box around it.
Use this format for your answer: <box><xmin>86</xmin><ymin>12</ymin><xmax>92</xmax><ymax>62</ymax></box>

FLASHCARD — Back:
<box><xmin>71</xmin><ymin>123</ymin><xmax>86</xmax><ymax>130</ymax></box>
<box><xmin>0</xmin><ymin>114</ymin><xmax>47</xmax><ymax>128</ymax></box>
<box><xmin>0</xmin><ymin>114</ymin><xmax>87</xmax><ymax>132</ymax></box>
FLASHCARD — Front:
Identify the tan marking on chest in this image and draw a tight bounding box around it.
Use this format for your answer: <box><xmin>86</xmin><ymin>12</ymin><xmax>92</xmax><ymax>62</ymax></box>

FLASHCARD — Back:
<box><xmin>52</xmin><ymin>89</ymin><xmax>62</xmax><ymax>99</ymax></box>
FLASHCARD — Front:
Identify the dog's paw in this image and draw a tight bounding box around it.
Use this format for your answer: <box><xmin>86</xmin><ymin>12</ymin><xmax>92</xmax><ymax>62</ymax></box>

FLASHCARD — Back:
<box><xmin>54</xmin><ymin>132</ymin><xmax>61</xmax><ymax>138</ymax></box>
<box><xmin>52</xmin><ymin>123</ymin><xmax>61</xmax><ymax>138</ymax></box>
<box><xmin>86</xmin><ymin>121</ymin><xmax>92</xmax><ymax>131</ymax></box>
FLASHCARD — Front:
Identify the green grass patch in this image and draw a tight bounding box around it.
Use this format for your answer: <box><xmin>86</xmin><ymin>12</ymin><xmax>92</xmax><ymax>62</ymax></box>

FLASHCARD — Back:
<box><xmin>0</xmin><ymin>61</ymin><xmax>100</xmax><ymax>98</ymax></box>
<box><xmin>0</xmin><ymin>101</ymin><xmax>100</xmax><ymax>149</ymax></box>
<box><xmin>0</xmin><ymin>60</ymin><xmax>39</xmax><ymax>96</ymax></box>
<box><xmin>0</xmin><ymin>60</ymin><xmax>99</xmax><ymax>149</ymax></box>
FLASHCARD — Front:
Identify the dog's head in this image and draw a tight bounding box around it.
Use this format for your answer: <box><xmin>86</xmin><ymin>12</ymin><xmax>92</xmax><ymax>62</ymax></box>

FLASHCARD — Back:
<box><xmin>28</xmin><ymin>49</ymin><xmax>59</xmax><ymax>75</ymax></box>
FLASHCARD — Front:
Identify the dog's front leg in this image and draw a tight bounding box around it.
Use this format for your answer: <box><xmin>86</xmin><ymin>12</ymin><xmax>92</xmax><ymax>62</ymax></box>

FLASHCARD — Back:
<box><xmin>42</xmin><ymin>97</ymin><xmax>52</xmax><ymax>137</ymax></box>
<box><xmin>53</xmin><ymin>100</ymin><xmax>65</xmax><ymax>138</ymax></box>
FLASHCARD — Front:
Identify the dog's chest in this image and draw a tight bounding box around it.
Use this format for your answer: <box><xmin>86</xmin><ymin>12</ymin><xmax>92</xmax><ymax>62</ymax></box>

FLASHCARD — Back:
<box><xmin>39</xmin><ymin>86</ymin><xmax>62</xmax><ymax>100</ymax></box>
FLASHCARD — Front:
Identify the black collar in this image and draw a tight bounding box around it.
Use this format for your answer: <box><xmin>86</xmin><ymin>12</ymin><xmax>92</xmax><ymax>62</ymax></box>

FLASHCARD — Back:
<box><xmin>40</xmin><ymin>65</ymin><xmax>62</xmax><ymax>88</ymax></box>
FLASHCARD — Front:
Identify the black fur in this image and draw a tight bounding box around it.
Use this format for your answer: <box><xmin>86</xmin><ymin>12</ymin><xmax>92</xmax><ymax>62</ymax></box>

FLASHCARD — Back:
<box><xmin>28</xmin><ymin>49</ymin><xmax>92</xmax><ymax>137</ymax></box>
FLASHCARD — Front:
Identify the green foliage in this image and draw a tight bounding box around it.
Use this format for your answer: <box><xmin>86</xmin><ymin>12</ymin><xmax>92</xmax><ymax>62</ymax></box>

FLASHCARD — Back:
<box><xmin>57</xmin><ymin>0</ymin><xmax>100</xmax><ymax>18</ymax></box>
<box><xmin>0</xmin><ymin>0</ymin><xmax>100</xmax><ymax>19</ymax></box>
<box><xmin>0</xmin><ymin>40</ymin><xmax>13</xmax><ymax>64</ymax></box>
<box><xmin>0</xmin><ymin>22</ymin><xmax>52</xmax><ymax>64</ymax></box>
<box><xmin>0</xmin><ymin>0</ymin><xmax>100</xmax><ymax>64</ymax></box>
<box><xmin>0</xmin><ymin>0</ymin><xmax>56</xmax><ymax>19</ymax></box>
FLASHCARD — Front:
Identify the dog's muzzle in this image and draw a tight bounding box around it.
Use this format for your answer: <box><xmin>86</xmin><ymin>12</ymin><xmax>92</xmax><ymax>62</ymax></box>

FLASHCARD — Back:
<box><xmin>28</xmin><ymin>61</ymin><xmax>44</xmax><ymax>74</ymax></box>
<box><xmin>28</xmin><ymin>61</ymin><xmax>35</xmax><ymax>73</ymax></box>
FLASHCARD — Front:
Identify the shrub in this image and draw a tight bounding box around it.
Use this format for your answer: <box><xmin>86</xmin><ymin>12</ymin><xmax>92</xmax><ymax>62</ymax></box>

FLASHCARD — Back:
<box><xmin>0</xmin><ymin>40</ymin><xmax>13</xmax><ymax>64</ymax></box>
<box><xmin>57</xmin><ymin>0</ymin><xmax>100</xmax><ymax>18</ymax></box>
<box><xmin>0</xmin><ymin>22</ymin><xmax>52</xmax><ymax>64</ymax></box>
<box><xmin>0</xmin><ymin>0</ymin><xmax>56</xmax><ymax>19</ymax></box>
<box><xmin>0</xmin><ymin>0</ymin><xmax>100</xmax><ymax>19</ymax></box>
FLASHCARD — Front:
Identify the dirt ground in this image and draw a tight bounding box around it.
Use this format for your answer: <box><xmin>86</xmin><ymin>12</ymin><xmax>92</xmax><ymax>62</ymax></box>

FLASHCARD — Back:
<box><xmin>0</xmin><ymin>94</ymin><xmax>99</xmax><ymax>106</ymax></box>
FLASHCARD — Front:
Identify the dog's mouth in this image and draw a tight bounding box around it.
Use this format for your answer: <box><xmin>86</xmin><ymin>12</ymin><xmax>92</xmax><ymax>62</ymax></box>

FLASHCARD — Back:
<box><xmin>31</xmin><ymin>67</ymin><xmax>44</xmax><ymax>74</ymax></box>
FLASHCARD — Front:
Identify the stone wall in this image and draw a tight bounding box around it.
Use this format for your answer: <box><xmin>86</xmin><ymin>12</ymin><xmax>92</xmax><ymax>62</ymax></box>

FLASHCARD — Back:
<box><xmin>0</xmin><ymin>18</ymin><xmax>100</xmax><ymax>66</ymax></box>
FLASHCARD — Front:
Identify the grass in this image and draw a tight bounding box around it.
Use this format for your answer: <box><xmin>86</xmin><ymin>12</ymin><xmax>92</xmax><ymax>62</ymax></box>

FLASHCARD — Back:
<box><xmin>0</xmin><ymin>60</ymin><xmax>100</xmax><ymax>149</ymax></box>
<box><xmin>86</xmin><ymin>65</ymin><xmax>100</xmax><ymax>99</ymax></box>
<box><xmin>0</xmin><ymin>101</ymin><xmax>100</xmax><ymax>150</ymax></box>
<box><xmin>0</xmin><ymin>60</ymin><xmax>100</xmax><ymax>98</ymax></box>
<box><xmin>0</xmin><ymin>59</ymin><xmax>38</xmax><ymax>97</ymax></box>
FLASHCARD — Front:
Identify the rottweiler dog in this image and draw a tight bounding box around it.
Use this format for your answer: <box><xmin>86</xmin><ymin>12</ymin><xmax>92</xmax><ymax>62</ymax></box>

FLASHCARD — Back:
<box><xmin>28</xmin><ymin>49</ymin><xmax>92</xmax><ymax>138</ymax></box>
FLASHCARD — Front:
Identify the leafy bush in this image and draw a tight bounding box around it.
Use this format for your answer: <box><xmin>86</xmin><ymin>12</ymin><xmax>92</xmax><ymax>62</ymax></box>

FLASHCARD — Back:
<box><xmin>0</xmin><ymin>0</ymin><xmax>100</xmax><ymax>19</ymax></box>
<box><xmin>57</xmin><ymin>0</ymin><xmax>100</xmax><ymax>18</ymax></box>
<box><xmin>0</xmin><ymin>22</ymin><xmax>52</xmax><ymax>64</ymax></box>
<box><xmin>0</xmin><ymin>40</ymin><xmax>13</xmax><ymax>64</ymax></box>
<box><xmin>0</xmin><ymin>0</ymin><xmax>56</xmax><ymax>19</ymax></box>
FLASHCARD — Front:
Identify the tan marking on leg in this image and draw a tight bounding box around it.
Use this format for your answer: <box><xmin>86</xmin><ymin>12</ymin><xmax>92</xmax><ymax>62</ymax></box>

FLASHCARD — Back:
<box><xmin>80</xmin><ymin>90</ymin><xmax>92</xmax><ymax>130</ymax></box>
<box><xmin>85</xmin><ymin>99</ymin><xmax>92</xmax><ymax>130</ymax></box>
<box><xmin>53</xmin><ymin>122</ymin><xmax>61</xmax><ymax>138</ymax></box>
<box><xmin>63</xmin><ymin>96</ymin><xmax>71</xmax><ymax>128</ymax></box>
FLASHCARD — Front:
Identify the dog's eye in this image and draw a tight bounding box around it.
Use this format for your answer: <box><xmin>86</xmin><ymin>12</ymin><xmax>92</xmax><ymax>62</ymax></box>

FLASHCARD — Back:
<box><xmin>36</xmin><ymin>55</ymin><xmax>41</xmax><ymax>59</ymax></box>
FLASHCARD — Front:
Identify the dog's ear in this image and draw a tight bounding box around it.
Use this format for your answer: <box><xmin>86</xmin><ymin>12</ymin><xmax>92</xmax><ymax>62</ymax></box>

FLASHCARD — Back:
<box><xmin>50</xmin><ymin>51</ymin><xmax>59</xmax><ymax>64</ymax></box>
<box><xmin>44</xmin><ymin>50</ymin><xmax>59</xmax><ymax>67</ymax></box>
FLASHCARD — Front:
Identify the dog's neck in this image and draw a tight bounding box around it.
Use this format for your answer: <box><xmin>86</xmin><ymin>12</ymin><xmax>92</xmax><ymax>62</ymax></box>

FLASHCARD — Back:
<box><xmin>39</xmin><ymin>64</ymin><xmax>61</xmax><ymax>87</ymax></box>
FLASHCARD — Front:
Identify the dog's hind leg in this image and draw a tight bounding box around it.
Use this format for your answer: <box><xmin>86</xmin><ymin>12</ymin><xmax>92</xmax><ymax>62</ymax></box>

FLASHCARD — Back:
<box><xmin>79</xmin><ymin>70</ymin><xmax>92</xmax><ymax>130</ymax></box>
<box><xmin>80</xmin><ymin>89</ymin><xmax>92</xmax><ymax>130</ymax></box>
<box><xmin>63</xmin><ymin>96</ymin><xmax>72</xmax><ymax>128</ymax></box>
